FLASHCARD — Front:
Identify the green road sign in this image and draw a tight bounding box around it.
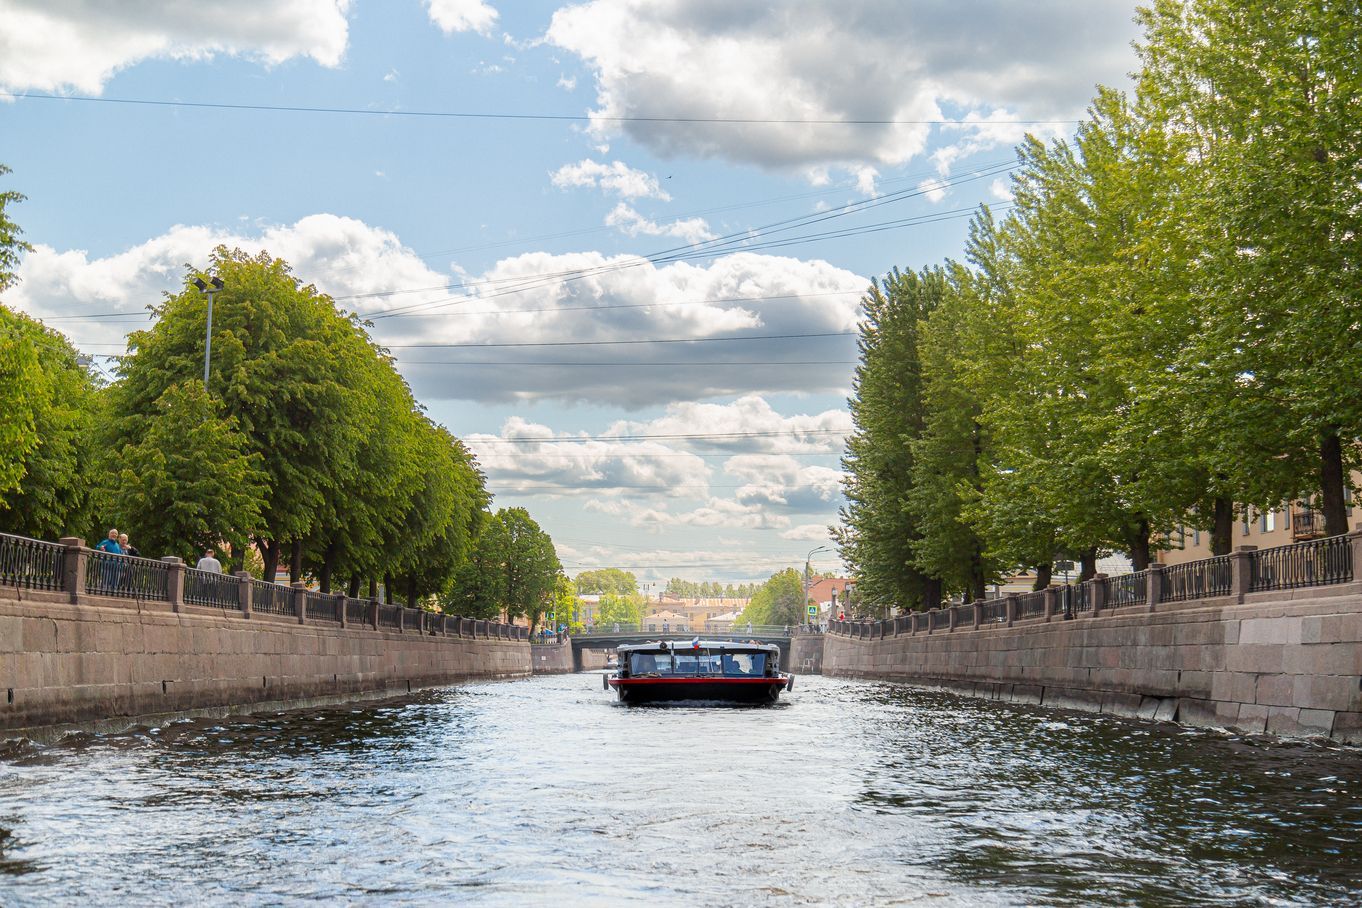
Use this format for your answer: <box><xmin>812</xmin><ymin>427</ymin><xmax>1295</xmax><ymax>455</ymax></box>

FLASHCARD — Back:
<box><xmin>807</xmin><ymin>605</ymin><xmax>817</xmax><ymax>616</ymax></box>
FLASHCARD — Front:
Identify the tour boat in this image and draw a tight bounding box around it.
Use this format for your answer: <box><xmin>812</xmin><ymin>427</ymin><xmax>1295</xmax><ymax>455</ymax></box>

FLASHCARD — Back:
<box><xmin>605</xmin><ymin>639</ymin><xmax>793</xmax><ymax>704</ymax></box>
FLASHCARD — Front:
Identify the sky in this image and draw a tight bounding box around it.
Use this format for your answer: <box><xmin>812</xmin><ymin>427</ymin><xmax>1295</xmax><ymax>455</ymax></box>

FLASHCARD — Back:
<box><xmin>0</xmin><ymin>0</ymin><xmax>1141</xmax><ymax>586</ymax></box>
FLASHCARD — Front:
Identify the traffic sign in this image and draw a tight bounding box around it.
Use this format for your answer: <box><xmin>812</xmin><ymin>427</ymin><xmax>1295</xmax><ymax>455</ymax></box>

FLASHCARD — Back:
<box><xmin>807</xmin><ymin>605</ymin><xmax>817</xmax><ymax>616</ymax></box>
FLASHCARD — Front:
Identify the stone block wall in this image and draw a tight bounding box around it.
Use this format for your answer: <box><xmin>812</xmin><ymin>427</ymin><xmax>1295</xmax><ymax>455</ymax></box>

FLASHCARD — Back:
<box><xmin>821</xmin><ymin>586</ymin><xmax>1362</xmax><ymax>743</ymax></box>
<box><xmin>530</xmin><ymin>640</ymin><xmax>574</xmax><ymax>674</ymax></box>
<box><xmin>0</xmin><ymin>589</ymin><xmax>529</xmax><ymax>733</ymax></box>
<box><xmin>789</xmin><ymin>632</ymin><xmax>824</xmax><ymax>675</ymax></box>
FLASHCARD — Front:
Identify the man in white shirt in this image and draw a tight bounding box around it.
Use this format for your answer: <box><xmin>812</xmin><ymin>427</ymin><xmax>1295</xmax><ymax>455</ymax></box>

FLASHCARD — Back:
<box><xmin>196</xmin><ymin>549</ymin><xmax>223</xmax><ymax>573</ymax></box>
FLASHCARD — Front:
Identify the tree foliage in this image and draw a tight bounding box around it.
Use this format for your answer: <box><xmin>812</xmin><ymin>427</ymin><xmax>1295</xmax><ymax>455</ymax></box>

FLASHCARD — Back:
<box><xmin>735</xmin><ymin>568</ymin><xmax>805</xmax><ymax>627</ymax></box>
<box><xmin>573</xmin><ymin>568</ymin><xmax>638</xmax><ymax>595</ymax></box>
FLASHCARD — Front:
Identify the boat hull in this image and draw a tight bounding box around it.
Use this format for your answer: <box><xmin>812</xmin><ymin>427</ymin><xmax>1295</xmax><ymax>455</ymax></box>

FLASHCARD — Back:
<box><xmin>609</xmin><ymin>676</ymin><xmax>788</xmax><ymax>704</ymax></box>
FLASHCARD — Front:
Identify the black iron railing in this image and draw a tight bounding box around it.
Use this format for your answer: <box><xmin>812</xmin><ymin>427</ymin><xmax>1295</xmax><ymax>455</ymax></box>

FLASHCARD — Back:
<box><xmin>980</xmin><ymin>599</ymin><xmax>1007</xmax><ymax>624</ymax></box>
<box><xmin>378</xmin><ymin>604</ymin><xmax>402</xmax><ymax>628</ymax></box>
<box><xmin>88</xmin><ymin>552</ymin><xmax>170</xmax><ymax>601</ymax></box>
<box><xmin>0</xmin><ymin>532</ymin><xmax>66</xmax><ymax>591</ymax></box>
<box><xmin>345</xmin><ymin>598</ymin><xmax>372</xmax><ymax>624</ymax></box>
<box><xmin>1161</xmin><ymin>556</ymin><xmax>1232</xmax><ymax>603</ymax></box>
<box><xmin>184</xmin><ymin>568</ymin><xmax>239</xmax><ymax>609</ymax></box>
<box><xmin>251</xmin><ymin>580</ymin><xmax>293</xmax><ymax>616</ymax></box>
<box><xmin>305</xmin><ymin>592</ymin><xmax>341</xmax><ymax>623</ymax></box>
<box><xmin>1016</xmin><ymin>591</ymin><xmax>1046</xmax><ymax>620</ymax></box>
<box><xmin>952</xmin><ymin>603</ymin><xmax>975</xmax><ymax>627</ymax></box>
<box><xmin>1250</xmin><ymin>535</ymin><xmax>1353</xmax><ymax>592</ymax></box>
<box><xmin>927</xmin><ymin>609</ymin><xmax>948</xmax><ymax>630</ymax></box>
<box><xmin>1106</xmin><ymin>571</ymin><xmax>1147</xmax><ymax>608</ymax></box>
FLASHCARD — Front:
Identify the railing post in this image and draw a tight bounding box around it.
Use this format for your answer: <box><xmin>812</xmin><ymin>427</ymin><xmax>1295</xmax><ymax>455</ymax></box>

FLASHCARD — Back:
<box><xmin>1091</xmin><ymin>574</ymin><xmax>1108</xmax><ymax>618</ymax></box>
<box><xmin>397</xmin><ymin>606</ymin><xmax>405</xmax><ymax>633</ymax></box>
<box><xmin>335</xmin><ymin>592</ymin><xmax>347</xmax><ymax>628</ymax></box>
<box><xmin>59</xmin><ymin>537</ymin><xmax>87</xmax><ymax>604</ymax></box>
<box><xmin>1230</xmin><ymin>545</ymin><xmax>1257</xmax><ymax>604</ymax></box>
<box><xmin>1005</xmin><ymin>593</ymin><xmax>1018</xmax><ymax>628</ymax></box>
<box><xmin>160</xmin><ymin>555</ymin><xmax>183</xmax><ymax>612</ymax></box>
<box><xmin>1043</xmin><ymin>588</ymin><xmax>1058</xmax><ymax>622</ymax></box>
<box><xmin>1349</xmin><ymin>524</ymin><xmax>1362</xmax><ymax>584</ymax></box>
<box><xmin>370</xmin><ymin>600</ymin><xmax>379</xmax><ymax>630</ymax></box>
<box><xmin>972</xmin><ymin>600</ymin><xmax>982</xmax><ymax>629</ymax></box>
<box><xmin>234</xmin><ymin>570</ymin><xmax>252</xmax><ymax>619</ymax></box>
<box><xmin>292</xmin><ymin>581</ymin><xmax>307</xmax><ymax>624</ymax></box>
<box><xmin>947</xmin><ymin>607</ymin><xmax>957</xmax><ymax>632</ymax></box>
<box><xmin>1146</xmin><ymin>564</ymin><xmax>1164</xmax><ymax>612</ymax></box>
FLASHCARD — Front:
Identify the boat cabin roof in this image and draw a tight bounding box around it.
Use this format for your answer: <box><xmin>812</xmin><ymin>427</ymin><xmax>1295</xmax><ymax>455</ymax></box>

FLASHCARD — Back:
<box><xmin>616</xmin><ymin>640</ymin><xmax>779</xmax><ymax>655</ymax></box>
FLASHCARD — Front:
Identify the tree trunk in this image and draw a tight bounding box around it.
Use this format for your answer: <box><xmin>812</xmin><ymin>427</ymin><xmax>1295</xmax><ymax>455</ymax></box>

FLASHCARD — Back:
<box><xmin>289</xmin><ymin>539</ymin><xmax>303</xmax><ymax>585</ymax></box>
<box><xmin>384</xmin><ymin>573</ymin><xmax>395</xmax><ymax>606</ymax></box>
<box><xmin>1321</xmin><ymin>430</ymin><xmax>1349</xmax><ymax>536</ymax></box>
<box><xmin>1128</xmin><ymin>519</ymin><xmax>1152</xmax><ymax>571</ymax></box>
<box><xmin>1211</xmin><ymin>497</ymin><xmax>1234</xmax><ymax>556</ymax></box>
<box><xmin>347</xmin><ymin>575</ymin><xmax>361</xmax><ymax>598</ymax></box>
<box><xmin>920</xmin><ymin>576</ymin><xmax>943</xmax><ymax>612</ymax></box>
<box><xmin>1079</xmin><ymin>547</ymin><xmax>1098</xmax><ymax>582</ymax></box>
<box><xmin>318</xmin><ymin>540</ymin><xmax>337</xmax><ymax>593</ymax></box>
<box><xmin>259</xmin><ymin>539</ymin><xmax>280</xmax><ymax>585</ymax></box>
<box><xmin>968</xmin><ymin>544</ymin><xmax>987</xmax><ymax>602</ymax></box>
<box><xmin>405</xmin><ymin>574</ymin><xmax>418</xmax><ymax>609</ymax></box>
<box><xmin>1032</xmin><ymin>563</ymin><xmax>1052</xmax><ymax>590</ymax></box>
<box><xmin>368</xmin><ymin>577</ymin><xmax>378</xmax><ymax>602</ymax></box>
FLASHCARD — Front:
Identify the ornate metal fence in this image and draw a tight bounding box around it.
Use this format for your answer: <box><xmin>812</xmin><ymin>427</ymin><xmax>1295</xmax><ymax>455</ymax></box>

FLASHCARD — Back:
<box><xmin>251</xmin><ymin>580</ymin><xmax>293</xmax><ymax>616</ymax></box>
<box><xmin>184</xmin><ymin>568</ymin><xmax>239</xmax><ymax>608</ymax></box>
<box><xmin>0</xmin><ymin>532</ymin><xmax>66</xmax><ymax>591</ymax></box>
<box><xmin>305</xmin><ymin>592</ymin><xmax>341</xmax><ymax>623</ymax></box>
<box><xmin>1016</xmin><ymin>591</ymin><xmax>1046</xmax><ymax>620</ymax></box>
<box><xmin>345</xmin><ymin>598</ymin><xmax>372</xmax><ymax>624</ymax></box>
<box><xmin>979</xmin><ymin>599</ymin><xmax>1007</xmax><ymax>624</ymax></box>
<box><xmin>88</xmin><ymin>552</ymin><xmax>170</xmax><ymax>601</ymax></box>
<box><xmin>928</xmin><ymin>609</ymin><xmax>950</xmax><ymax>630</ymax></box>
<box><xmin>1161</xmin><ymin>556</ymin><xmax>1232</xmax><ymax>603</ymax></box>
<box><xmin>1250</xmin><ymin>535</ymin><xmax>1353</xmax><ymax>592</ymax></box>
<box><xmin>952</xmin><ymin>603</ymin><xmax>976</xmax><ymax>627</ymax></box>
<box><xmin>1106</xmin><ymin>571</ymin><xmax>1147</xmax><ymax>608</ymax></box>
<box><xmin>378</xmin><ymin>604</ymin><xmax>402</xmax><ymax>629</ymax></box>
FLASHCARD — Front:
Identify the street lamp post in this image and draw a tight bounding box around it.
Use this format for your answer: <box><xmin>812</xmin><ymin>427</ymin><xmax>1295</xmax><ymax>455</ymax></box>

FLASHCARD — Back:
<box><xmin>193</xmin><ymin>276</ymin><xmax>225</xmax><ymax>388</ymax></box>
<box><xmin>804</xmin><ymin>544</ymin><xmax>831</xmax><ymax>628</ymax></box>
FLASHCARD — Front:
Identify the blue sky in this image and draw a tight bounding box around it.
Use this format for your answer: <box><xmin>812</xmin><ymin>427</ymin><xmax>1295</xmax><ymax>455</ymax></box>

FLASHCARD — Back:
<box><xmin>0</xmin><ymin>0</ymin><xmax>1140</xmax><ymax>584</ymax></box>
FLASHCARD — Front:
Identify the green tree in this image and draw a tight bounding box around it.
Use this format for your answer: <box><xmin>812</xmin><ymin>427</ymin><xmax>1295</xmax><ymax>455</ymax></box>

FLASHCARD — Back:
<box><xmin>597</xmin><ymin>591</ymin><xmax>644</xmax><ymax>626</ymax></box>
<box><xmin>442</xmin><ymin>511</ymin><xmax>509</xmax><ymax>619</ymax></box>
<box><xmin>106</xmin><ymin>382</ymin><xmax>267</xmax><ymax>562</ymax></box>
<box><xmin>0</xmin><ymin>305</ymin><xmax>101</xmax><ymax>538</ymax></box>
<box><xmin>0</xmin><ymin>164</ymin><xmax>30</xmax><ymax>296</ymax></box>
<box><xmin>497</xmin><ymin>507</ymin><xmax>562</xmax><ymax>632</ymax></box>
<box><xmin>551</xmin><ymin>575</ymin><xmax>580</xmax><ymax>632</ymax></box>
<box><xmin>574</xmin><ymin>568</ymin><xmax>638</xmax><ymax>595</ymax></box>
<box><xmin>736</xmin><ymin>568</ymin><xmax>805</xmax><ymax>627</ymax></box>
<box><xmin>113</xmin><ymin>248</ymin><xmax>372</xmax><ymax>580</ymax></box>
<box><xmin>836</xmin><ymin>268</ymin><xmax>945</xmax><ymax>611</ymax></box>
<box><xmin>1140</xmin><ymin>0</ymin><xmax>1362</xmax><ymax>536</ymax></box>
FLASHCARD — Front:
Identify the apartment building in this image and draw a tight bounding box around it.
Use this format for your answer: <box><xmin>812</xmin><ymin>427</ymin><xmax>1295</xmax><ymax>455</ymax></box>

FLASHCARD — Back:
<box><xmin>1158</xmin><ymin>484</ymin><xmax>1358</xmax><ymax>567</ymax></box>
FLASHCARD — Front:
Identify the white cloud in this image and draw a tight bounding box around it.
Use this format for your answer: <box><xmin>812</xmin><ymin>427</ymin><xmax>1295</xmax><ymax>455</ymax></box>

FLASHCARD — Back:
<box><xmin>0</xmin><ymin>0</ymin><xmax>351</xmax><ymax>93</ymax></box>
<box><xmin>781</xmin><ymin>524</ymin><xmax>832</xmax><ymax>542</ymax></box>
<box><xmin>604</xmin><ymin>203</ymin><xmax>715</xmax><ymax>244</ymax></box>
<box><xmin>605</xmin><ymin>396</ymin><xmax>850</xmax><ymax>454</ymax></box>
<box><xmin>544</xmin><ymin>0</ymin><xmax>1137</xmax><ymax>178</ymax></box>
<box><xmin>10</xmin><ymin>215</ymin><xmax>867</xmax><ymax>407</ymax></box>
<box><xmin>550</xmin><ymin>159</ymin><xmax>671</xmax><ymax>200</ymax></box>
<box><xmin>917</xmin><ymin>178</ymin><xmax>948</xmax><ymax>204</ymax></box>
<box><xmin>989</xmin><ymin>178</ymin><xmax>1014</xmax><ymax>202</ymax></box>
<box><xmin>466</xmin><ymin>416</ymin><xmax>711</xmax><ymax>499</ymax></box>
<box><xmin>426</xmin><ymin>0</ymin><xmax>498</xmax><ymax>35</ymax></box>
<box><xmin>556</xmin><ymin>74</ymin><xmax>577</xmax><ymax>91</ymax></box>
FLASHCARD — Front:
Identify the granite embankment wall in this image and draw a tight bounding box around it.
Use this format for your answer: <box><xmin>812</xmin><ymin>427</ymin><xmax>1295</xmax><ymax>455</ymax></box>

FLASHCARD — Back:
<box><xmin>0</xmin><ymin>533</ymin><xmax>533</xmax><ymax>734</ymax></box>
<box><xmin>1</xmin><ymin>589</ymin><xmax>529</xmax><ymax>732</ymax></box>
<box><xmin>530</xmin><ymin>640</ymin><xmax>574</xmax><ymax>674</ymax></box>
<box><xmin>821</xmin><ymin>550</ymin><xmax>1362</xmax><ymax>743</ymax></box>
<box><xmin>789</xmin><ymin>632</ymin><xmax>823</xmax><ymax>674</ymax></box>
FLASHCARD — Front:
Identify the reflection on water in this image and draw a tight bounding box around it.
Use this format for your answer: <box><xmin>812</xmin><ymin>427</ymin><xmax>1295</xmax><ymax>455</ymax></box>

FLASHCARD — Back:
<box><xmin>1</xmin><ymin>674</ymin><xmax>1361</xmax><ymax>906</ymax></box>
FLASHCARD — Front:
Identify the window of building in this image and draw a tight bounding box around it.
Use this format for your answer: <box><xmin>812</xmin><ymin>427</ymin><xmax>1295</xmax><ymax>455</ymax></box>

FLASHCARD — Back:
<box><xmin>1193</xmin><ymin>528</ymin><xmax>1201</xmax><ymax>546</ymax></box>
<box><xmin>1265</xmin><ymin>510</ymin><xmax>1277</xmax><ymax>533</ymax></box>
<box><xmin>1177</xmin><ymin>525</ymin><xmax>1186</xmax><ymax>550</ymax></box>
<box><xmin>1242</xmin><ymin>511</ymin><xmax>1251</xmax><ymax>536</ymax></box>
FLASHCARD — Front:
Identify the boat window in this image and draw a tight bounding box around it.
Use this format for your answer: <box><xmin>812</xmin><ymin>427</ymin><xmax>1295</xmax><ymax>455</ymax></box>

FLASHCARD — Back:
<box><xmin>628</xmin><ymin>652</ymin><xmax>666</xmax><ymax>675</ymax></box>
<box><xmin>722</xmin><ymin>653</ymin><xmax>767</xmax><ymax>676</ymax></box>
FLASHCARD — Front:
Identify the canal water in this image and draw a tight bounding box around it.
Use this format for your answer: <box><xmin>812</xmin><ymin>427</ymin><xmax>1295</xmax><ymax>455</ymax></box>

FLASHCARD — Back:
<box><xmin>3</xmin><ymin>674</ymin><xmax>1362</xmax><ymax>906</ymax></box>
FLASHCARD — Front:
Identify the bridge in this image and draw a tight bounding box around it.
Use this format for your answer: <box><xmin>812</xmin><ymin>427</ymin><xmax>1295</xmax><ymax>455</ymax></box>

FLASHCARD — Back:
<box><xmin>568</xmin><ymin>625</ymin><xmax>799</xmax><ymax>671</ymax></box>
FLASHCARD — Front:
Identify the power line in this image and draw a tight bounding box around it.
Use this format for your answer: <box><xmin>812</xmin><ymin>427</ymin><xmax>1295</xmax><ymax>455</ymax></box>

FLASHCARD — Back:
<box><xmin>9</xmin><ymin>92</ymin><xmax>1083</xmax><ymax>126</ymax></box>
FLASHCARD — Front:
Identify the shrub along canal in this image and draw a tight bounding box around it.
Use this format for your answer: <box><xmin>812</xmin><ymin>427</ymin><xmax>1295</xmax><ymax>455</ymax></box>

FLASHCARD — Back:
<box><xmin>2</xmin><ymin>673</ymin><xmax>1361</xmax><ymax>905</ymax></box>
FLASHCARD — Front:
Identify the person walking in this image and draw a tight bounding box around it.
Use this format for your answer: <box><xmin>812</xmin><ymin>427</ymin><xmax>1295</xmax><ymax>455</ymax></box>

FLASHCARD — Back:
<box><xmin>196</xmin><ymin>549</ymin><xmax>222</xmax><ymax>573</ymax></box>
<box><xmin>118</xmin><ymin>534</ymin><xmax>139</xmax><ymax>558</ymax></box>
<box><xmin>95</xmin><ymin>529</ymin><xmax>122</xmax><ymax>555</ymax></box>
